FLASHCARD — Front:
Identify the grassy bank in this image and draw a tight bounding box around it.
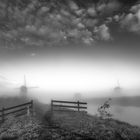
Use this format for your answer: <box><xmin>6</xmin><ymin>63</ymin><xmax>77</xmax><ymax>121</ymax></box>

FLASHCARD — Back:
<box><xmin>44</xmin><ymin>111</ymin><xmax>140</xmax><ymax>140</ymax></box>
<box><xmin>1</xmin><ymin>105</ymin><xmax>140</xmax><ymax>140</ymax></box>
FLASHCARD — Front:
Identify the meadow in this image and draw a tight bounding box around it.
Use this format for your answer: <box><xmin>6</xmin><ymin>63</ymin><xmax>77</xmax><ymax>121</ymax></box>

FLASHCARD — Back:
<box><xmin>1</xmin><ymin>97</ymin><xmax>140</xmax><ymax>140</ymax></box>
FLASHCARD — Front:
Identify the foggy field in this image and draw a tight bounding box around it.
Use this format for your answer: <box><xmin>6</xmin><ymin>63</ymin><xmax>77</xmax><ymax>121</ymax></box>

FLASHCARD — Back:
<box><xmin>1</xmin><ymin>97</ymin><xmax>140</xmax><ymax>140</ymax></box>
<box><xmin>1</xmin><ymin>108</ymin><xmax>140</xmax><ymax>140</ymax></box>
<box><xmin>49</xmin><ymin>111</ymin><xmax>140</xmax><ymax>140</ymax></box>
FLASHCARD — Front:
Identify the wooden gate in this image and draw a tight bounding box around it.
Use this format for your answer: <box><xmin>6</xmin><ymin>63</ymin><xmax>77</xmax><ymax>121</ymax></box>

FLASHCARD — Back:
<box><xmin>0</xmin><ymin>100</ymin><xmax>33</xmax><ymax>123</ymax></box>
<box><xmin>51</xmin><ymin>100</ymin><xmax>87</xmax><ymax>112</ymax></box>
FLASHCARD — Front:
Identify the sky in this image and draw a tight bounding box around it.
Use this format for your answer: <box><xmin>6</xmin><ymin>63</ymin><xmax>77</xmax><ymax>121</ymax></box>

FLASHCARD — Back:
<box><xmin>0</xmin><ymin>0</ymin><xmax>140</xmax><ymax>100</ymax></box>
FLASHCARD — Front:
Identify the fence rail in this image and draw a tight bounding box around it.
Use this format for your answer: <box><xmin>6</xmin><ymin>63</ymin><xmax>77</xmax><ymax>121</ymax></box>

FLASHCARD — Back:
<box><xmin>0</xmin><ymin>100</ymin><xmax>33</xmax><ymax>123</ymax></box>
<box><xmin>51</xmin><ymin>100</ymin><xmax>87</xmax><ymax>104</ymax></box>
<box><xmin>51</xmin><ymin>100</ymin><xmax>87</xmax><ymax>112</ymax></box>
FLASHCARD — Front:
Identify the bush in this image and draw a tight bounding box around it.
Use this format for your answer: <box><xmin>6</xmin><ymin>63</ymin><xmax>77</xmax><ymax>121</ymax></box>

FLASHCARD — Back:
<box><xmin>97</xmin><ymin>98</ymin><xmax>113</xmax><ymax>119</ymax></box>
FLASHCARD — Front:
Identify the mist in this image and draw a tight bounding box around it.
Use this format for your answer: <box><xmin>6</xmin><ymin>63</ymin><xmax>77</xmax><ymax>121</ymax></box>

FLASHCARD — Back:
<box><xmin>1</xmin><ymin>48</ymin><xmax>140</xmax><ymax>103</ymax></box>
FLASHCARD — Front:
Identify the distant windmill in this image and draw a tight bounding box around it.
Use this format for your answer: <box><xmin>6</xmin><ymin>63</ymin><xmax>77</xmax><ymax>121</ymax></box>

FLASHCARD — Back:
<box><xmin>114</xmin><ymin>80</ymin><xmax>121</xmax><ymax>93</ymax></box>
<box><xmin>17</xmin><ymin>75</ymin><xmax>38</xmax><ymax>98</ymax></box>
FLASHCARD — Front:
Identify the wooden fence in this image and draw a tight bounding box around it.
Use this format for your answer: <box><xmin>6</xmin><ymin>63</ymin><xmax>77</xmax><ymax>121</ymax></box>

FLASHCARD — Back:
<box><xmin>51</xmin><ymin>100</ymin><xmax>87</xmax><ymax>112</ymax></box>
<box><xmin>0</xmin><ymin>100</ymin><xmax>33</xmax><ymax>123</ymax></box>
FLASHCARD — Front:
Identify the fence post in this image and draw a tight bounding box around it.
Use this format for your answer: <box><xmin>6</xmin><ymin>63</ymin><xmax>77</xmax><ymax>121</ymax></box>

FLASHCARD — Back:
<box><xmin>27</xmin><ymin>106</ymin><xmax>30</xmax><ymax>116</ymax></box>
<box><xmin>50</xmin><ymin>100</ymin><xmax>54</xmax><ymax>119</ymax></box>
<box><xmin>51</xmin><ymin>100</ymin><xmax>53</xmax><ymax>112</ymax></box>
<box><xmin>77</xmin><ymin>101</ymin><xmax>80</xmax><ymax>112</ymax></box>
<box><xmin>30</xmin><ymin>100</ymin><xmax>33</xmax><ymax>116</ymax></box>
<box><xmin>2</xmin><ymin>107</ymin><xmax>5</xmax><ymax>123</ymax></box>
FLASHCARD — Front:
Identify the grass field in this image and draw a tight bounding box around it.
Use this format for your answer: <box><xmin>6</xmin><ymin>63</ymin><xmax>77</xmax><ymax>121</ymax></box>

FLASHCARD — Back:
<box><xmin>1</xmin><ymin>98</ymin><xmax>140</xmax><ymax>140</ymax></box>
<box><xmin>48</xmin><ymin>111</ymin><xmax>140</xmax><ymax>140</ymax></box>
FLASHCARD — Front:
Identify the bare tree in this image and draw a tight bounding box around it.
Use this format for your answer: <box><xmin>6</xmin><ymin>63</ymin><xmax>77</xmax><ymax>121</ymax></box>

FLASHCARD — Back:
<box><xmin>73</xmin><ymin>93</ymin><xmax>82</xmax><ymax>101</ymax></box>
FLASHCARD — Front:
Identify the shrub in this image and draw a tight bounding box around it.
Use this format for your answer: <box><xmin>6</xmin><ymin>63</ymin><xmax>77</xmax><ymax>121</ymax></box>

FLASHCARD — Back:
<box><xmin>97</xmin><ymin>98</ymin><xmax>113</xmax><ymax>119</ymax></box>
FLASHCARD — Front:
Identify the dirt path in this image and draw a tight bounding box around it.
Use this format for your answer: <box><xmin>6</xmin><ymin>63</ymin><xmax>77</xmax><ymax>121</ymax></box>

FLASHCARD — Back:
<box><xmin>39</xmin><ymin>122</ymin><xmax>95</xmax><ymax>140</ymax></box>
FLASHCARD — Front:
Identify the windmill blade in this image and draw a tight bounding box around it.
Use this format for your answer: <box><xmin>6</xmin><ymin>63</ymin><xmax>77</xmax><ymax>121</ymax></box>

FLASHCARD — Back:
<box><xmin>0</xmin><ymin>75</ymin><xmax>18</xmax><ymax>86</ymax></box>
<box><xmin>24</xmin><ymin>75</ymin><xmax>26</xmax><ymax>86</ymax></box>
<box><xmin>14</xmin><ymin>87</ymin><xmax>20</xmax><ymax>89</ymax></box>
<box><xmin>27</xmin><ymin>86</ymin><xmax>39</xmax><ymax>89</ymax></box>
<box><xmin>117</xmin><ymin>79</ymin><xmax>120</xmax><ymax>86</ymax></box>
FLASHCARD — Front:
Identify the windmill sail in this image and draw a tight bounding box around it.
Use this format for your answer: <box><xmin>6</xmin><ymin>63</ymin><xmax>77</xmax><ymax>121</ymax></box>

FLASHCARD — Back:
<box><xmin>114</xmin><ymin>80</ymin><xmax>121</xmax><ymax>93</ymax></box>
<box><xmin>15</xmin><ymin>75</ymin><xmax>38</xmax><ymax>98</ymax></box>
<box><xmin>24</xmin><ymin>75</ymin><xmax>26</xmax><ymax>87</ymax></box>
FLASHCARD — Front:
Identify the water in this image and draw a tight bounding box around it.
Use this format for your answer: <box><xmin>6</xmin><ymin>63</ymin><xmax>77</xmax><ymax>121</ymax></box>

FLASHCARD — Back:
<box><xmin>87</xmin><ymin>103</ymin><xmax>140</xmax><ymax>126</ymax></box>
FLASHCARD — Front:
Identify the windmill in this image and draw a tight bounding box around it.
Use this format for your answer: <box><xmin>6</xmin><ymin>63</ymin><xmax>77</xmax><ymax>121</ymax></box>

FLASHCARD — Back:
<box><xmin>17</xmin><ymin>75</ymin><xmax>38</xmax><ymax>98</ymax></box>
<box><xmin>114</xmin><ymin>80</ymin><xmax>121</xmax><ymax>93</ymax></box>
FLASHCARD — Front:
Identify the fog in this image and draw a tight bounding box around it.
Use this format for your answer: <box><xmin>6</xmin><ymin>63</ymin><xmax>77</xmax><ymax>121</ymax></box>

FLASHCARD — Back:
<box><xmin>0</xmin><ymin>48</ymin><xmax>140</xmax><ymax>102</ymax></box>
<box><xmin>1</xmin><ymin>49</ymin><xmax>140</xmax><ymax>126</ymax></box>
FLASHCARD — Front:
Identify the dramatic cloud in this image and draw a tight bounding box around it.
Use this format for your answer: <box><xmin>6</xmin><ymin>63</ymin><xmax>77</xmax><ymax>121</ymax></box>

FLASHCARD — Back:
<box><xmin>97</xmin><ymin>0</ymin><xmax>122</xmax><ymax>16</ymax></box>
<box><xmin>121</xmin><ymin>3</ymin><xmax>140</xmax><ymax>33</ymax></box>
<box><xmin>94</xmin><ymin>24</ymin><xmax>111</xmax><ymax>41</ymax></box>
<box><xmin>0</xmin><ymin>0</ymin><xmax>139</xmax><ymax>49</ymax></box>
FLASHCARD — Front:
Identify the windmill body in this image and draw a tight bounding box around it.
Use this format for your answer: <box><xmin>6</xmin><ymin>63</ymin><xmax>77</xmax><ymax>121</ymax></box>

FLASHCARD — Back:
<box><xmin>18</xmin><ymin>76</ymin><xmax>38</xmax><ymax>98</ymax></box>
<box><xmin>113</xmin><ymin>80</ymin><xmax>122</xmax><ymax>96</ymax></box>
<box><xmin>20</xmin><ymin>75</ymin><xmax>27</xmax><ymax>97</ymax></box>
<box><xmin>20</xmin><ymin>85</ymin><xmax>28</xmax><ymax>97</ymax></box>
